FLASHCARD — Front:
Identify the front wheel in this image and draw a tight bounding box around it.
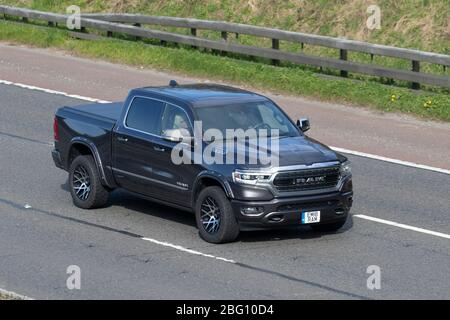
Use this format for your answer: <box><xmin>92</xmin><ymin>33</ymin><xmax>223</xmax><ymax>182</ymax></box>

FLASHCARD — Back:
<box><xmin>195</xmin><ymin>186</ymin><xmax>240</xmax><ymax>244</ymax></box>
<box><xmin>69</xmin><ymin>155</ymin><xmax>110</xmax><ymax>209</ymax></box>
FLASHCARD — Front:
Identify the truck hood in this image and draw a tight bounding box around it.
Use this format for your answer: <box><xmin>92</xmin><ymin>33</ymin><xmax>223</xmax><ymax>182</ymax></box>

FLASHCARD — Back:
<box><xmin>210</xmin><ymin>135</ymin><xmax>340</xmax><ymax>170</ymax></box>
<box><xmin>271</xmin><ymin>135</ymin><xmax>339</xmax><ymax>167</ymax></box>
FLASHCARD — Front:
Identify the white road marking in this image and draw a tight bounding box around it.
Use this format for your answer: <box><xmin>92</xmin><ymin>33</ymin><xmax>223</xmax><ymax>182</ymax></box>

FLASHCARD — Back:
<box><xmin>331</xmin><ymin>146</ymin><xmax>450</xmax><ymax>175</ymax></box>
<box><xmin>1</xmin><ymin>78</ymin><xmax>450</xmax><ymax>177</ymax></box>
<box><xmin>0</xmin><ymin>288</ymin><xmax>33</xmax><ymax>300</ymax></box>
<box><xmin>0</xmin><ymin>79</ymin><xmax>110</xmax><ymax>104</ymax></box>
<box><xmin>354</xmin><ymin>214</ymin><xmax>450</xmax><ymax>240</ymax></box>
<box><xmin>141</xmin><ymin>237</ymin><xmax>236</xmax><ymax>263</ymax></box>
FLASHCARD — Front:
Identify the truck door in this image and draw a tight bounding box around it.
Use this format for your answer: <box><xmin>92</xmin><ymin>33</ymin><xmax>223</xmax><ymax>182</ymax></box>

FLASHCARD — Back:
<box><xmin>112</xmin><ymin>96</ymin><xmax>194</xmax><ymax>207</ymax></box>
<box><xmin>112</xmin><ymin>96</ymin><xmax>166</xmax><ymax>198</ymax></box>
<box><xmin>150</xmin><ymin>103</ymin><xmax>198</xmax><ymax>206</ymax></box>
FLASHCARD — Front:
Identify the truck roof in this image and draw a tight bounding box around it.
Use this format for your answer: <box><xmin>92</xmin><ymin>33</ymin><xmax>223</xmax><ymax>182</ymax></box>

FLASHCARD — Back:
<box><xmin>139</xmin><ymin>83</ymin><xmax>266</xmax><ymax>108</ymax></box>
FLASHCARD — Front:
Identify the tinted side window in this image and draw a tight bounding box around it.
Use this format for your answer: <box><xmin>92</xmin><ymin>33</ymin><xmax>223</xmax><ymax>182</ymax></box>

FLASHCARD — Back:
<box><xmin>161</xmin><ymin>104</ymin><xmax>191</xmax><ymax>135</ymax></box>
<box><xmin>126</xmin><ymin>98</ymin><xmax>165</xmax><ymax>135</ymax></box>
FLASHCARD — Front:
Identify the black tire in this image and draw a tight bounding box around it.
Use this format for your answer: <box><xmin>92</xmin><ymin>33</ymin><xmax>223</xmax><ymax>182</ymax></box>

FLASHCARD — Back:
<box><xmin>195</xmin><ymin>186</ymin><xmax>240</xmax><ymax>244</ymax></box>
<box><xmin>310</xmin><ymin>218</ymin><xmax>347</xmax><ymax>233</ymax></box>
<box><xmin>69</xmin><ymin>155</ymin><xmax>109</xmax><ymax>209</ymax></box>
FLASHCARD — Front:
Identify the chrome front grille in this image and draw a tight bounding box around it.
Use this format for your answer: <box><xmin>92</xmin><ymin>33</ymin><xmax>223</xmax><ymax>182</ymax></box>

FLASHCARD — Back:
<box><xmin>272</xmin><ymin>166</ymin><xmax>340</xmax><ymax>192</ymax></box>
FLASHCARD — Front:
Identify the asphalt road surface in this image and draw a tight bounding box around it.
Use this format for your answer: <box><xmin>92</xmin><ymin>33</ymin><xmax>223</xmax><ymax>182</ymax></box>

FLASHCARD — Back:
<box><xmin>1</xmin><ymin>82</ymin><xmax>449</xmax><ymax>299</ymax></box>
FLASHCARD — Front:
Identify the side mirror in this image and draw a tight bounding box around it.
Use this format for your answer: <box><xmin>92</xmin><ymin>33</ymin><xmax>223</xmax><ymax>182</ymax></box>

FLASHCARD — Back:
<box><xmin>297</xmin><ymin>118</ymin><xmax>310</xmax><ymax>133</ymax></box>
<box><xmin>162</xmin><ymin>128</ymin><xmax>192</xmax><ymax>144</ymax></box>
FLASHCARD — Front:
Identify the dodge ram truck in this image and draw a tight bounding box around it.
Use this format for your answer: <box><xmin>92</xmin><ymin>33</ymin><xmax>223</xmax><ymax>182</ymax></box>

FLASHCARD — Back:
<box><xmin>52</xmin><ymin>82</ymin><xmax>353</xmax><ymax>243</ymax></box>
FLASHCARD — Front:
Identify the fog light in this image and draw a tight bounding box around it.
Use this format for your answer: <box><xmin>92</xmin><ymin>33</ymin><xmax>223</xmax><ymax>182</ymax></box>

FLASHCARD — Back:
<box><xmin>341</xmin><ymin>179</ymin><xmax>353</xmax><ymax>192</ymax></box>
<box><xmin>241</xmin><ymin>206</ymin><xmax>264</xmax><ymax>215</ymax></box>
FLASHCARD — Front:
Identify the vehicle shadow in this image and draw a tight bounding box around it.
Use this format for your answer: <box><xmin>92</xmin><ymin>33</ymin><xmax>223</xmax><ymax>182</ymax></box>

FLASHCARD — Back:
<box><xmin>109</xmin><ymin>189</ymin><xmax>198</xmax><ymax>228</ymax></box>
<box><xmin>61</xmin><ymin>180</ymin><xmax>70</xmax><ymax>192</ymax></box>
<box><xmin>239</xmin><ymin>215</ymin><xmax>354</xmax><ymax>243</ymax></box>
<box><xmin>61</xmin><ymin>180</ymin><xmax>353</xmax><ymax>242</ymax></box>
<box><xmin>61</xmin><ymin>179</ymin><xmax>197</xmax><ymax>227</ymax></box>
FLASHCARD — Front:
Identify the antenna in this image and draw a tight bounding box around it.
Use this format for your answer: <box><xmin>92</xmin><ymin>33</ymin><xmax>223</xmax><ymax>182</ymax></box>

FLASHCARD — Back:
<box><xmin>169</xmin><ymin>80</ymin><xmax>178</xmax><ymax>87</ymax></box>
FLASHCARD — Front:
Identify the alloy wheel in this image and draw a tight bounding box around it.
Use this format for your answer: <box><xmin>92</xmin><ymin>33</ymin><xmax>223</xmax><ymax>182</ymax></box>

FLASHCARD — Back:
<box><xmin>72</xmin><ymin>165</ymin><xmax>91</xmax><ymax>201</ymax></box>
<box><xmin>200</xmin><ymin>196</ymin><xmax>221</xmax><ymax>234</ymax></box>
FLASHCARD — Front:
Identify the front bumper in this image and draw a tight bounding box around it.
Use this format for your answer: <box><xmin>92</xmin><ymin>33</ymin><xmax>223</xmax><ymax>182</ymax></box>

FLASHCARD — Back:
<box><xmin>231</xmin><ymin>190</ymin><xmax>353</xmax><ymax>228</ymax></box>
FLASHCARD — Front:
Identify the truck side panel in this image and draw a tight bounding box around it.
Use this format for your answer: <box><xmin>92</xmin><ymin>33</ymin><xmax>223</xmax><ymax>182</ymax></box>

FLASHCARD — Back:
<box><xmin>55</xmin><ymin>106</ymin><xmax>117</xmax><ymax>188</ymax></box>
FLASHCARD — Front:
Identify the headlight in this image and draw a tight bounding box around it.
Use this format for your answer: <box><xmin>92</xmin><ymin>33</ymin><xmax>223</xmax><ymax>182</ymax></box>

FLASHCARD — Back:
<box><xmin>232</xmin><ymin>170</ymin><xmax>272</xmax><ymax>185</ymax></box>
<box><xmin>340</xmin><ymin>161</ymin><xmax>352</xmax><ymax>177</ymax></box>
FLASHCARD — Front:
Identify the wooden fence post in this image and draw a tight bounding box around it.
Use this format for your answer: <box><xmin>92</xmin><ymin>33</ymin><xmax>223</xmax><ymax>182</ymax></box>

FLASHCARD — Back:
<box><xmin>221</xmin><ymin>31</ymin><xmax>227</xmax><ymax>41</ymax></box>
<box><xmin>272</xmin><ymin>38</ymin><xmax>280</xmax><ymax>66</ymax></box>
<box><xmin>191</xmin><ymin>28</ymin><xmax>197</xmax><ymax>49</ymax></box>
<box><xmin>221</xmin><ymin>31</ymin><xmax>228</xmax><ymax>55</ymax></box>
<box><xmin>411</xmin><ymin>60</ymin><xmax>420</xmax><ymax>90</ymax></box>
<box><xmin>133</xmin><ymin>23</ymin><xmax>141</xmax><ymax>41</ymax></box>
<box><xmin>340</xmin><ymin>49</ymin><xmax>348</xmax><ymax>77</ymax></box>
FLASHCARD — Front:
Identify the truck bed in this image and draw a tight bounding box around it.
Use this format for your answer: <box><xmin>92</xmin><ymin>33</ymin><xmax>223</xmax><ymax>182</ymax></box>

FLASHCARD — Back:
<box><xmin>67</xmin><ymin>102</ymin><xmax>123</xmax><ymax>121</ymax></box>
<box><xmin>55</xmin><ymin>101</ymin><xmax>124</xmax><ymax>176</ymax></box>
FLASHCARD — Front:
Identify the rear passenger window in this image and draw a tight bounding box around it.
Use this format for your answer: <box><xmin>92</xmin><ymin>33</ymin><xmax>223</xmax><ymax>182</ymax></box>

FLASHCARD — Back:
<box><xmin>126</xmin><ymin>98</ymin><xmax>165</xmax><ymax>135</ymax></box>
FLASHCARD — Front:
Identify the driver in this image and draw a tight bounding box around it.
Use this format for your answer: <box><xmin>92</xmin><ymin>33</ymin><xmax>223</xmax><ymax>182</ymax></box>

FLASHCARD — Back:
<box><xmin>229</xmin><ymin>105</ymin><xmax>261</xmax><ymax>129</ymax></box>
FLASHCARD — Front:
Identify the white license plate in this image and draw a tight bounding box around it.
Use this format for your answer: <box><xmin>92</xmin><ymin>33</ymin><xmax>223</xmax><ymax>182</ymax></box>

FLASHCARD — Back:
<box><xmin>301</xmin><ymin>211</ymin><xmax>321</xmax><ymax>224</ymax></box>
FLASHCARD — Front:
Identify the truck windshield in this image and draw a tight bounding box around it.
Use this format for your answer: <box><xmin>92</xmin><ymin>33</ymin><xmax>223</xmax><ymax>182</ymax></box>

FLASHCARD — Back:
<box><xmin>194</xmin><ymin>100</ymin><xmax>300</xmax><ymax>138</ymax></box>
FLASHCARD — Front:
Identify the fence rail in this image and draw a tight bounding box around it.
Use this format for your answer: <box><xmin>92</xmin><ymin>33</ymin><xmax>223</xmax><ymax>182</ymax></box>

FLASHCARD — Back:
<box><xmin>1</xmin><ymin>5</ymin><xmax>449</xmax><ymax>89</ymax></box>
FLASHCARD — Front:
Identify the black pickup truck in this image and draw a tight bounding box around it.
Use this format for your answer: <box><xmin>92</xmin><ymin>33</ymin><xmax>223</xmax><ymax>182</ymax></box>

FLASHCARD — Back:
<box><xmin>52</xmin><ymin>82</ymin><xmax>353</xmax><ymax>243</ymax></box>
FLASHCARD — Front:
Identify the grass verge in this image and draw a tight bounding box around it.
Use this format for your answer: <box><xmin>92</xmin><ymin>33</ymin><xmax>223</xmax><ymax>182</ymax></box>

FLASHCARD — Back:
<box><xmin>0</xmin><ymin>289</ymin><xmax>28</xmax><ymax>300</ymax></box>
<box><xmin>0</xmin><ymin>18</ymin><xmax>449</xmax><ymax>121</ymax></box>
<box><xmin>0</xmin><ymin>292</ymin><xmax>14</xmax><ymax>300</ymax></box>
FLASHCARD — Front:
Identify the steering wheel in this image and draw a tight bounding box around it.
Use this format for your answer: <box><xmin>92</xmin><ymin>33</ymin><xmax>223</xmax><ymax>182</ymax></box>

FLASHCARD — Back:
<box><xmin>251</xmin><ymin>123</ymin><xmax>272</xmax><ymax>131</ymax></box>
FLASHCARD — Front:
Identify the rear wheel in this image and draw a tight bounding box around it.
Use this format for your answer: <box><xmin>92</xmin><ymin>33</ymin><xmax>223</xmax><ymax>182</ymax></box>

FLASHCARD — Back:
<box><xmin>69</xmin><ymin>155</ymin><xmax>109</xmax><ymax>209</ymax></box>
<box><xmin>195</xmin><ymin>186</ymin><xmax>240</xmax><ymax>244</ymax></box>
<box><xmin>310</xmin><ymin>219</ymin><xmax>347</xmax><ymax>232</ymax></box>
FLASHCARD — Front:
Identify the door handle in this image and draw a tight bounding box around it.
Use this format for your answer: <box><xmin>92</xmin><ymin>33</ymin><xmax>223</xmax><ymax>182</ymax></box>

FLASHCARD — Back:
<box><xmin>117</xmin><ymin>136</ymin><xmax>128</xmax><ymax>142</ymax></box>
<box><xmin>153</xmin><ymin>146</ymin><xmax>166</xmax><ymax>152</ymax></box>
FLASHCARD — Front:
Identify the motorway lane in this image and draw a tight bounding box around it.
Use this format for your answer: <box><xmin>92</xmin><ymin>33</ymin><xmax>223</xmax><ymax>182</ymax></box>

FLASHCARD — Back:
<box><xmin>0</xmin><ymin>84</ymin><xmax>449</xmax><ymax>299</ymax></box>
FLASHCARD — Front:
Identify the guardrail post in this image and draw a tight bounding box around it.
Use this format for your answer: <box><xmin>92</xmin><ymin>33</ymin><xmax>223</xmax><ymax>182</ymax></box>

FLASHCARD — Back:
<box><xmin>190</xmin><ymin>28</ymin><xmax>197</xmax><ymax>49</ymax></box>
<box><xmin>221</xmin><ymin>31</ymin><xmax>227</xmax><ymax>42</ymax></box>
<box><xmin>272</xmin><ymin>39</ymin><xmax>280</xmax><ymax>66</ymax></box>
<box><xmin>220</xmin><ymin>31</ymin><xmax>228</xmax><ymax>55</ymax></box>
<box><xmin>133</xmin><ymin>23</ymin><xmax>141</xmax><ymax>41</ymax></box>
<box><xmin>22</xmin><ymin>17</ymin><xmax>28</xmax><ymax>23</ymax></box>
<box><xmin>107</xmin><ymin>31</ymin><xmax>113</xmax><ymax>37</ymax></box>
<box><xmin>340</xmin><ymin>49</ymin><xmax>348</xmax><ymax>77</ymax></box>
<box><xmin>411</xmin><ymin>60</ymin><xmax>420</xmax><ymax>90</ymax></box>
<box><xmin>48</xmin><ymin>21</ymin><xmax>54</xmax><ymax>27</ymax></box>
